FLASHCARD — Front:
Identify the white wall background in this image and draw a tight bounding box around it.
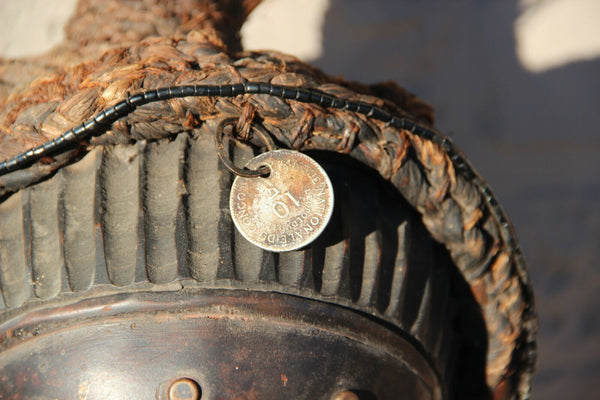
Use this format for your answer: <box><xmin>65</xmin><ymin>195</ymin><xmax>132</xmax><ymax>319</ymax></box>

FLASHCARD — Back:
<box><xmin>2</xmin><ymin>0</ymin><xmax>599</xmax><ymax>398</ymax></box>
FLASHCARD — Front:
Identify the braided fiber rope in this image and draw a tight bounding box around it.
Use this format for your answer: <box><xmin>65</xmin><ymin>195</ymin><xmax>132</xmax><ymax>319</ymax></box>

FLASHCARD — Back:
<box><xmin>0</xmin><ymin>3</ymin><xmax>535</xmax><ymax>399</ymax></box>
<box><xmin>0</xmin><ymin>0</ymin><xmax>260</xmax><ymax>100</ymax></box>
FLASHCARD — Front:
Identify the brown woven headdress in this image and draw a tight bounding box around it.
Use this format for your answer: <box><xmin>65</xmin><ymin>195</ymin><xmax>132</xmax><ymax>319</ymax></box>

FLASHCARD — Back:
<box><xmin>0</xmin><ymin>1</ymin><xmax>536</xmax><ymax>399</ymax></box>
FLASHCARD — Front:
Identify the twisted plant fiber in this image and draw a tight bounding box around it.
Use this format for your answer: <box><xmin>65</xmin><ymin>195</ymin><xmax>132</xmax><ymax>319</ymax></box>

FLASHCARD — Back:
<box><xmin>0</xmin><ymin>0</ymin><xmax>259</xmax><ymax>100</ymax></box>
<box><xmin>0</xmin><ymin>1</ymin><xmax>536</xmax><ymax>399</ymax></box>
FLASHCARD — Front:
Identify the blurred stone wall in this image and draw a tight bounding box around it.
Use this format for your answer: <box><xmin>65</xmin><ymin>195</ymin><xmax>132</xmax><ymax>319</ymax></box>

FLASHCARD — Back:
<box><xmin>247</xmin><ymin>3</ymin><xmax>599</xmax><ymax>399</ymax></box>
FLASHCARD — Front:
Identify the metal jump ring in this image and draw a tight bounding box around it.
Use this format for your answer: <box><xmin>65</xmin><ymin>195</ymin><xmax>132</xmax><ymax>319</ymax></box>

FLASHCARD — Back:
<box><xmin>215</xmin><ymin>118</ymin><xmax>275</xmax><ymax>178</ymax></box>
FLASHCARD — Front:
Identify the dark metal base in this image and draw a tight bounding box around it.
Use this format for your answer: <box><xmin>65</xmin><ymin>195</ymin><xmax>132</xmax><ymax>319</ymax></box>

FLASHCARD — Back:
<box><xmin>0</xmin><ymin>288</ymin><xmax>440</xmax><ymax>400</ymax></box>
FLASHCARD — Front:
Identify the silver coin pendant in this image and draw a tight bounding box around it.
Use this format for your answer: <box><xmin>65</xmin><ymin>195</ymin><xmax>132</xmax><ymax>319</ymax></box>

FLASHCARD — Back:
<box><xmin>230</xmin><ymin>150</ymin><xmax>334</xmax><ymax>252</ymax></box>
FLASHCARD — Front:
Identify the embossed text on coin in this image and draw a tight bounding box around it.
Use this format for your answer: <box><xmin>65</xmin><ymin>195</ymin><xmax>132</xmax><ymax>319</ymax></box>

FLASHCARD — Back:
<box><xmin>230</xmin><ymin>150</ymin><xmax>334</xmax><ymax>252</ymax></box>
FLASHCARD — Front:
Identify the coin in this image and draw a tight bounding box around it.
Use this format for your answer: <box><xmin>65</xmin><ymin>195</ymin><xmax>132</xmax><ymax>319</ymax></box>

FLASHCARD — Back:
<box><xmin>230</xmin><ymin>150</ymin><xmax>334</xmax><ymax>252</ymax></box>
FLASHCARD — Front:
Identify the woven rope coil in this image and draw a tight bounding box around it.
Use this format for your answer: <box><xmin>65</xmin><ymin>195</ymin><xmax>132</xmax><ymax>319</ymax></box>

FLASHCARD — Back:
<box><xmin>0</xmin><ymin>1</ymin><xmax>536</xmax><ymax>399</ymax></box>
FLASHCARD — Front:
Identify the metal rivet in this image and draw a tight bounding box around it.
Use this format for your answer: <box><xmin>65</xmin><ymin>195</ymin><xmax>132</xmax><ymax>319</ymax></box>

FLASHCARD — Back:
<box><xmin>333</xmin><ymin>390</ymin><xmax>360</xmax><ymax>400</ymax></box>
<box><xmin>168</xmin><ymin>378</ymin><xmax>201</xmax><ymax>400</ymax></box>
